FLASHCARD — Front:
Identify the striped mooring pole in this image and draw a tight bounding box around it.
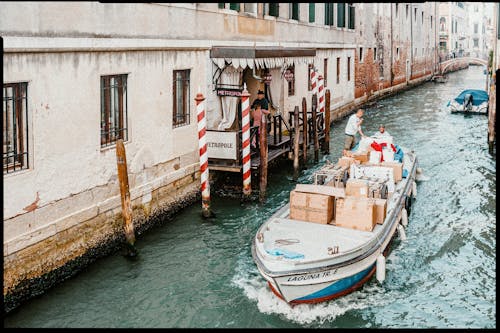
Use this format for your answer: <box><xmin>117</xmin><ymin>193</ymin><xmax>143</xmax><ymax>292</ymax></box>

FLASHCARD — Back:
<box><xmin>318</xmin><ymin>75</ymin><xmax>325</xmax><ymax>114</ymax></box>
<box><xmin>310</xmin><ymin>66</ymin><xmax>318</xmax><ymax>95</ymax></box>
<box><xmin>195</xmin><ymin>92</ymin><xmax>211</xmax><ymax>218</ymax></box>
<box><xmin>241</xmin><ymin>84</ymin><xmax>252</xmax><ymax>199</ymax></box>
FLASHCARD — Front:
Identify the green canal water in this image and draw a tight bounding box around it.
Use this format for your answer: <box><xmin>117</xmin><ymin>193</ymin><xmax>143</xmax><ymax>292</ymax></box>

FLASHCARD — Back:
<box><xmin>5</xmin><ymin>66</ymin><xmax>495</xmax><ymax>328</ymax></box>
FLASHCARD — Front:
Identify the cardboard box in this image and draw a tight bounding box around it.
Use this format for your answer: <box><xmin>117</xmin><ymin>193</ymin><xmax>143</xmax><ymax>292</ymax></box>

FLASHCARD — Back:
<box><xmin>345</xmin><ymin>179</ymin><xmax>369</xmax><ymax>198</ymax></box>
<box><xmin>373</xmin><ymin>198</ymin><xmax>387</xmax><ymax>224</ymax></box>
<box><xmin>381</xmin><ymin>161</ymin><xmax>403</xmax><ymax>182</ymax></box>
<box><xmin>289</xmin><ymin>190</ymin><xmax>334</xmax><ymax>224</ymax></box>
<box><xmin>352</xmin><ymin>151</ymin><xmax>370</xmax><ymax>163</ymax></box>
<box><xmin>335</xmin><ymin>197</ymin><xmax>376</xmax><ymax>231</ymax></box>
<box><xmin>338</xmin><ymin>156</ymin><xmax>360</xmax><ymax>169</ymax></box>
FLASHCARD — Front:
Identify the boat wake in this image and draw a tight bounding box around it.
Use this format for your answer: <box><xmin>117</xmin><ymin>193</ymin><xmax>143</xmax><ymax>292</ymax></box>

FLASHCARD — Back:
<box><xmin>231</xmin><ymin>259</ymin><xmax>397</xmax><ymax>326</ymax></box>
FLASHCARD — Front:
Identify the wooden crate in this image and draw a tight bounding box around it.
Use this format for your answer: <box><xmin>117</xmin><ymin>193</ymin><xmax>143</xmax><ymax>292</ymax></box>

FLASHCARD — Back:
<box><xmin>335</xmin><ymin>197</ymin><xmax>376</xmax><ymax>231</ymax></box>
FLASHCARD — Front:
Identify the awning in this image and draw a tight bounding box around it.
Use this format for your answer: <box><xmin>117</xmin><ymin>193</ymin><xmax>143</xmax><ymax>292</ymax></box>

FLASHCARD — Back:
<box><xmin>210</xmin><ymin>46</ymin><xmax>316</xmax><ymax>70</ymax></box>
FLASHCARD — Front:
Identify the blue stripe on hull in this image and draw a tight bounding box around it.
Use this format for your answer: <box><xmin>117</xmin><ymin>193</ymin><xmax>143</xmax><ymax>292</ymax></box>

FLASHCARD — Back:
<box><xmin>294</xmin><ymin>265</ymin><xmax>375</xmax><ymax>301</ymax></box>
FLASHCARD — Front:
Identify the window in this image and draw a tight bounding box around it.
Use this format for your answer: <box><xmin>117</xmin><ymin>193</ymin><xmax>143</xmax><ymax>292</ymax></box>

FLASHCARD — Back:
<box><xmin>336</xmin><ymin>57</ymin><xmax>340</xmax><ymax>84</ymax></box>
<box><xmin>348</xmin><ymin>3</ymin><xmax>355</xmax><ymax>29</ymax></box>
<box><xmin>395</xmin><ymin>3</ymin><xmax>398</xmax><ymax>17</ymax></box>
<box><xmin>287</xmin><ymin>65</ymin><xmax>295</xmax><ymax>96</ymax></box>
<box><xmin>337</xmin><ymin>3</ymin><xmax>346</xmax><ymax>28</ymax></box>
<box><xmin>290</xmin><ymin>3</ymin><xmax>299</xmax><ymax>20</ymax></box>
<box><xmin>268</xmin><ymin>3</ymin><xmax>279</xmax><ymax>17</ymax></box>
<box><xmin>101</xmin><ymin>74</ymin><xmax>128</xmax><ymax>147</ymax></box>
<box><xmin>430</xmin><ymin>16</ymin><xmax>433</xmax><ymax>29</ymax></box>
<box><xmin>324</xmin><ymin>58</ymin><xmax>328</xmax><ymax>87</ymax></box>
<box><xmin>396</xmin><ymin>47</ymin><xmax>400</xmax><ymax>60</ymax></box>
<box><xmin>440</xmin><ymin>17</ymin><xmax>446</xmax><ymax>31</ymax></box>
<box><xmin>455</xmin><ymin>21</ymin><xmax>457</xmax><ymax>34</ymax></box>
<box><xmin>421</xmin><ymin>11</ymin><xmax>423</xmax><ymax>25</ymax></box>
<box><xmin>309</xmin><ymin>3</ymin><xmax>315</xmax><ymax>23</ymax></box>
<box><xmin>3</xmin><ymin>82</ymin><xmax>29</xmax><ymax>173</ymax></box>
<box><xmin>473</xmin><ymin>38</ymin><xmax>479</xmax><ymax>47</ymax></box>
<box><xmin>359</xmin><ymin>47</ymin><xmax>363</xmax><ymax>63</ymax></box>
<box><xmin>229</xmin><ymin>3</ymin><xmax>240</xmax><ymax>11</ymax></box>
<box><xmin>406</xmin><ymin>5</ymin><xmax>409</xmax><ymax>19</ymax></box>
<box><xmin>308</xmin><ymin>64</ymin><xmax>313</xmax><ymax>91</ymax></box>
<box><xmin>347</xmin><ymin>57</ymin><xmax>351</xmax><ymax>81</ymax></box>
<box><xmin>173</xmin><ymin>70</ymin><xmax>190</xmax><ymax>128</ymax></box>
<box><xmin>218</xmin><ymin>3</ymin><xmax>225</xmax><ymax>9</ymax></box>
<box><xmin>374</xmin><ymin>47</ymin><xmax>377</xmax><ymax>61</ymax></box>
<box><xmin>474</xmin><ymin>24</ymin><xmax>478</xmax><ymax>34</ymax></box>
<box><xmin>244</xmin><ymin>3</ymin><xmax>256</xmax><ymax>14</ymax></box>
<box><xmin>422</xmin><ymin>48</ymin><xmax>424</xmax><ymax>56</ymax></box>
<box><xmin>414</xmin><ymin>8</ymin><xmax>417</xmax><ymax>22</ymax></box>
<box><xmin>325</xmin><ymin>3</ymin><xmax>334</xmax><ymax>26</ymax></box>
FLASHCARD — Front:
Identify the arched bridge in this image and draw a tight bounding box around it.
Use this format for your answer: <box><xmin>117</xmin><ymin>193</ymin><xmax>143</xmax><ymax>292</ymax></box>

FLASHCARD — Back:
<box><xmin>439</xmin><ymin>57</ymin><xmax>488</xmax><ymax>75</ymax></box>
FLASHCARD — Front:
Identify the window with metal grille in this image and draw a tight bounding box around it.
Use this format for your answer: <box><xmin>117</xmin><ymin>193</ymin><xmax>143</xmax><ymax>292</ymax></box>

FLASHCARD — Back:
<box><xmin>268</xmin><ymin>3</ymin><xmax>279</xmax><ymax>17</ymax></box>
<box><xmin>3</xmin><ymin>82</ymin><xmax>29</xmax><ymax>174</ymax></box>
<box><xmin>229</xmin><ymin>3</ymin><xmax>240</xmax><ymax>11</ymax></box>
<box><xmin>324</xmin><ymin>58</ymin><xmax>328</xmax><ymax>87</ymax></box>
<box><xmin>337</xmin><ymin>3</ymin><xmax>346</xmax><ymax>28</ymax></box>
<box><xmin>347</xmin><ymin>57</ymin><xmax>351</xmax><ymax>81</ymax></box>
<box><xmin>325</xmin><ymin>3</ymin><xmax>334</xmax><ymax>26</ymax></box>
<box><xmin>309</xmin><ymin>3</ymin><xmax>315</xmax><ymax>23</ymax></box>
<box><xmin>287</xmin><ymin>65</ymin><xmax>295</xmax><ymax>96</ymax></box>
<box><xmin>290</xmin><ymin>3</ymin><xmax>299</xmax><ymax>20</ymax></box>
<box><xmin>348</xmin><ymin>3</ymin><xmax>355</xmax><ymax>29</ymax></box>
<box><xmin>101</xmin><ymin>74</ymin><xmax>128</xmax><ymax>147</ymax></box>
<box><xmin>308</xmin><ymin>63</ymin><xmax>313</xmax><ymax>90</ymax></box>
<box><xmin>173</xmin><ymin>70</ymin><xmax>191</xmax><ymax>128</ymax></box>
<box><xmin>336</xmin><ymin>57</ymin><xmax>340</xmax><ymax>84</ymax></box>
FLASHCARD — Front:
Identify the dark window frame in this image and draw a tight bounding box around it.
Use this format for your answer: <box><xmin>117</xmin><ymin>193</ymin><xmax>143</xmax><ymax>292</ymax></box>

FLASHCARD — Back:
<box><xmin>308</xmin><ymin>63</ymin><xmax>313</xmax><ymax>91</ymax></box>
<box><xmin>268</xmin><ymin>3</ymin><xmax>279</xmax><ymax>17</ymax></box>
<box><xmin>229</xmin><ymin>3</ymin><xmax>240</xmax><ymax>12</ymax></box>
<box><xmin>348</xmin><ymin>3</ymin><xmax>355</xmax><ymax>29</ymax></box>
<box><xmin>3</xmin><ymin>82</ymin><xmax>29</xmax><ymax>174</ymax></box>
<box><xmin>100</xmin><ymin>74</ymin><xmax>128</xmax><ymax>148</ymax></box>
<box><xmin>323</xmin><ymin>58</ymin><xmax>328</xmax><ymax>87</ymax></box>
<box><xmin>325</xmin><ymin>3</ymin><xmax>334</xmax><ymax>26</ymax></box>
<box><xmin>309</xmin><ymin>3</ymin><xmax>315</xmax><ymax>23</ymax></box>
<box><xmin>347</xmin><ymin>57</ymin><xmax>351</xmax><ymax>81</ymax></box>
<box><xmin>290</xmin><ymin>3</ymin><xmax>299</xmax><ymax>20</ymax></box>
<box><xmin>337</xmin><ymin>3</ymin><xmax>346</xmax><ymax>28</ymax></box>
<box><xmin>287</xmin><ymin>65</ymin><xmax>295</xmax><ymax>96</ymax></box>
<box><xmin>336</xmin><ymin>57</ymin><xmax>341</xmax><ymax>84</ymax></box>
<box><xmin>359</xmin><ymin>47</ymin><xmax>364</xmax><ymax>63</ymax></box>
<box><xmin>173</xmin><ymin>69</ymin><xmax>191</xmax><ymax>128</ymax></box>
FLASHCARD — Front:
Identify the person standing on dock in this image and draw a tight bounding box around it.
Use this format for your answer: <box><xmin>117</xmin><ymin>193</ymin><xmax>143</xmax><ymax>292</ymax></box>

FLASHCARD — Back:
<box><xmin>252</xmin><ymin>89</ymin><xmax>269</xmax><ymax>112</ymax></box>
<box><xmin>343</xmin><ymin>108</ymin><xmax>365</xmax><ymax>156</ymax></box>
<box><xmin>251</xmin><ymin>101</ymin><xmax>270</xmax><ymax>148</ymax></box>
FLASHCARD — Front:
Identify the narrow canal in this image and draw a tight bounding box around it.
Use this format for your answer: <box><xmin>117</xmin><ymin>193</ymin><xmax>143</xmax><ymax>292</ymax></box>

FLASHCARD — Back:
<box><xmin>5</xmin><ymin>66</ymin><xmax>495</xmax><ymax>328</ymax></box>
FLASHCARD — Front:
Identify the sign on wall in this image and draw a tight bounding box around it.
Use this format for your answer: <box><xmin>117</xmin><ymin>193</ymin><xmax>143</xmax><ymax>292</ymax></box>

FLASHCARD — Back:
<box><xmin>216</xmin><ymin>88</ymin><xmax>243</xmax><ymax>97</ymax></box>
<box><xmin>206</xmin><ymin>131</ymin><xmax>238</xmax><ymax>160</ymax></box>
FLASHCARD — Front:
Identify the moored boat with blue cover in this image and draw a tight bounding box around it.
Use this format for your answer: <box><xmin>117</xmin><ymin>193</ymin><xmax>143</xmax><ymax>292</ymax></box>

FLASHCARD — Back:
<box><xmin>448</xmin><ymin>89</ymin><xmax>489</xmax><ymax>114</ymax></box>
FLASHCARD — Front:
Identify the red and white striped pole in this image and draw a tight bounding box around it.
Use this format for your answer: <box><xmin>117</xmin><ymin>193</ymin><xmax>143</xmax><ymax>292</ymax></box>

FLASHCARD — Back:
<box><xmin>310</xmin><ymin>66</ymin><xmax>318</xmax><ymax>95</ymax></box>
<box><xmin>195</xmin><ymin>91</ymin><xmax>211</xmax><ymax>218</ymax></box>
<box><xmin>241</xmin><ymin>84</ymin><xmax>252</xmax><ymax>199</ymax></box>
<box><xmin>318</xmin><ymin>74</ymin><xmax>325</xmax><ymax>114</ymax></box>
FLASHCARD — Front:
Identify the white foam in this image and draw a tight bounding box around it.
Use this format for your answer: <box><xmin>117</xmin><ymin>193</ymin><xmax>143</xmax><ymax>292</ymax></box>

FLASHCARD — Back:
<box><xmin>232</xmin><ymin>260</ymin><xmax>397</xmax><ymax>325</ymax></box>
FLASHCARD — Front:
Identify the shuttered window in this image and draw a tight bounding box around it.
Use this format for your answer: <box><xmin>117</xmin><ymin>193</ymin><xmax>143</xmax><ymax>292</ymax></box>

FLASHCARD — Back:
<box><xmin>337</xmin><ymin>3</ymin><xmax>346</xmax><ymax>28</ymax></box>
<box><xmin>290</xmin><ymin>3</ymin><xmax>299</xmax><ymax>20</ymax></box>
<box><xmin>336</xmin><ymin>57</ymin><xmax>341</xmax><ymax>84</ymax></box>
<box><xmin>268</xmin><ymin>3</ymin><xmax>279</xmax><ymax>17</ymax></box>
<box><xmin>309</xmin><ymin>3</ymin><xmax>315</xmax><ymax>23</ymax></box>
<box><xmin>229</xmin><ymin>3</ymin><xmax>240</xmax><ymax>11</ymax></box>
<box><xmin>218</xmin><ymin>3</ymin><xmax>225</xmax><ymax>9</ymax></box>
<box><xmin>348</xmin><ymin>3</ymin><xmax>355</xmax><ymax>29</ymax></box>
<box><xmin>325</xmin><ymin>3</ymin><xmax>334</xmax><ymax>26</ymax></box>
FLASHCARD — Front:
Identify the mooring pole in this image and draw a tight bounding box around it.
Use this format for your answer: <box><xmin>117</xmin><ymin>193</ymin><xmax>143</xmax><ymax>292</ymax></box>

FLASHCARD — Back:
<box><xmin>259</xmin><ymin>113</ymin><xmax>268</xmax><ymax>203</ymax></box>
<box><xmin>312</xmin><ymin>94</ymin><xmax>319</xmax><ymax>163</ymax></box>
<box><xmin>116</xmin><ymin>139</ymin><xmax>136</xmax><ymax>256</ymax></box>
<box><xmin>241</xmin><ymin>84</ymin><xmax>252</xmax><ymax>199</ymax></box>
<box><xmin>293</xmin><ymin>105</ymin><xmax>300</xmax><ymax>181</ymax></box>
<box><xmin>302</xmin><ymin>97</ymin><xmax>308</xmax><ymax>167</ymax></box>
<box><xmin>324</xmin><ymin>89</ymin><xmax>331</xmax><ymax>154</ymax></box>
<box><xmin>195</xmin><ymin>92</ymin><xmax>212</xmax><ymax>218</ymax></box>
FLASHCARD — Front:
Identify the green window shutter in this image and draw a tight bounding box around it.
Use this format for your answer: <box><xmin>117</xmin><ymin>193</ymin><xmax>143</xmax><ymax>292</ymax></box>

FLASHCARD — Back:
<box><xmin>325</xmin><ymin>3</ymin><xmax>333</xmax><ymax>26</ymax></box>
<box><xmin>348</xmin><ymin>5</ymin><xmax>355</xmax><ymax>29</ymax></box>
<box><xmin>309</xmin><ymin>3</ymin><xmax>315</xmax><ymax>23</ymax></box>
<box><xmin>229</xmin><ymin>3</ymin><xmax>240</xmax><ymax>11</ymax></box>
<box><xmin>292</xmin><ymin>3</ymin><xmax>299</xmax><ymax>20</ymax></box>
<box><xmin>218</xmin><ymin>3</ymin><xmax>225</xmax><ymax>9</ymax></box>
<box><xmin>337</xmin><ymin>3</ymin><xmax>345</xmax><ymax>28</ymax></box>
<box><xmin>269</xmin><ymin>3</ymin><xmax>279</xmax><ymax>17</ymax></box>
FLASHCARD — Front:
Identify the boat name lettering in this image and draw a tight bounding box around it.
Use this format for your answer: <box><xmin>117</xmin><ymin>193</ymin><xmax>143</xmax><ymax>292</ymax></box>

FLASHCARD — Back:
<box><xmin>287</xmin><ymin>270</ymin><xmax>336</xmax><ymax>282</ymax></box>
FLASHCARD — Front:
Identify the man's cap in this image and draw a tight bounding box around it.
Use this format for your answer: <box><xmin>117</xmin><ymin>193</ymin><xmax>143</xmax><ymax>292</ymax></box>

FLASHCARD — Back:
<box><xmin>257</xmin><ymin>90</ymin><xmax>264</xmax><ymax>94</ymax></box>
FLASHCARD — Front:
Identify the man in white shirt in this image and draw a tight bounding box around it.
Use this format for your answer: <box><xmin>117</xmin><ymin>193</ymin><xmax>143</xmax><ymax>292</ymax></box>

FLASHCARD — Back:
<box><xmin>372</xmin><ymin>124</ymin><xmax>390</xmax><ymax>138</ymax></box>
<box><xmin>343</xmin><ymin>109</ymin><xmax>365</xmax><ymax>156</ymax></box>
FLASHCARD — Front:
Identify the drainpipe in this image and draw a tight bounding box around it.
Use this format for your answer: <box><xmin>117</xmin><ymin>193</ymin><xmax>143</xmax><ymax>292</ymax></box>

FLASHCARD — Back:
<box><xmin>410</xmin><ymin>3</ymin><xmax>413</xmax><ymax>81</ymax></box>
<box><xmin>390</xmin><ymin>3</ymin><xmax>393</xmax><ymax>86</ymax></box>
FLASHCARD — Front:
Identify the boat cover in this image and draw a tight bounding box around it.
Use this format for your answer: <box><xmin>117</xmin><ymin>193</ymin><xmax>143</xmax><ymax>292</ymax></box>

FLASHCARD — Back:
<box><xmin>453</xmin><ymin>89</ymin><xmax>489</xmax><ymax>106</ymax></box>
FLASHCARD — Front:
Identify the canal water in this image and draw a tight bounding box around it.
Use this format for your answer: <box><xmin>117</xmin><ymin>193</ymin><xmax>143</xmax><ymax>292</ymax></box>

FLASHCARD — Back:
<box><xmin>5</xmin><ymin>66</ymin><xmax>495</xmax><ymax>328</ymax></box>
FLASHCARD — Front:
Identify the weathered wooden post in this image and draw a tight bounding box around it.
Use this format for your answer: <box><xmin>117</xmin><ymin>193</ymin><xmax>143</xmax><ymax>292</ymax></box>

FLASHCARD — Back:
<box><xmin>259</xmin><ymin>113</ymin><xmax>268</xmax><ymax>203</ymax></box>
<box><xmin>241</xmin><ymin>84</ymin><xmax>252</xmax><ymax>199</ymax></box>
<box><xmin>312</xmin><ymin>94</ymin><xmax>319</xmax><ymax>163</ymax></box>
<box><xmin>293</xmin><ymin>106</ymin><xmax>300</xmax><ymax>181</ymax></box>
<box><xmin>324</xmin><ymin>89</ymin><xmax>331</xmax><ymax>154</ymax></box>
<box><xmin>195</xmin><ymin>92</ymin><xmax>212</xmax><ymax>218</ymax></box>
<box><xmin>302</xmin><ymin>97</ymin><xmax>308</xmax><ymax>167</ymax></box>
<box><xmin>116</xmin><ymin>139</ymin><xmax>136</xmax><ymax>256</ymax></box>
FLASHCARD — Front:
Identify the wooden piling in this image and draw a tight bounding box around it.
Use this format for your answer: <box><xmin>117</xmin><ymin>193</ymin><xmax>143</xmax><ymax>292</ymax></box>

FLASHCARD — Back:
<box><xmin>116</xmin><ymin>139</ymin><xmax>136</xmax><ymax>255</ymax></box>
<box><xmin>324</xmin><ymin>89</ymin><xmax>331</xmax><ymax>154</ymax></box>
<box><xmin>312</xmin><ymin>94</ymin><xmax>319</xmax><ymax>163</ymax></box>
<box><xmin>293</xmin><ymin>105</ymin><xmax>300</xmax><ymax>181</ymax></box>
<box><xmin>302</xmin><ymin>97</ymin><xmax>308</xmax><ymax>167</ymax></box>
<box><xmin>259</xmin><ymin>113</ymin><xmax>268</xmax><ymax>203</ymax></box>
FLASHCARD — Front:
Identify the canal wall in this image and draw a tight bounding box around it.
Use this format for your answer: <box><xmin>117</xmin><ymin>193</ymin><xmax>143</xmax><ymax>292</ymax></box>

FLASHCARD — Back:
<box><xmin>4</xmin><ymin>156</ymin><xmax>201</xmax><ymax>313</ymax></box>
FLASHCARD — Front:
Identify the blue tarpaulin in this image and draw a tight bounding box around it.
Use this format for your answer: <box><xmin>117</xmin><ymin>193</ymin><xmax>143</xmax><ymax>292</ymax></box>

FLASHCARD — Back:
<box><xmin>453</xmin><ymin>89</ymin><xmax>489</xmax><ymax>106</ymax></box>
<box><xmin>266</xmin><ymin>248</ymin><xmax>305</xmax><ymax>259</ymax></box>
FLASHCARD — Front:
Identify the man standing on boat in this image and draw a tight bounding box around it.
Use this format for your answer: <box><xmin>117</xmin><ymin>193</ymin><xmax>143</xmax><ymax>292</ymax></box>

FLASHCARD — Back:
<box><xmin>343</xmin><ymin>109</ymin><xmax>366</xmax><ymax>156</ymax></box>
<box><xmin>372</xmin><ymin>124</ymin><xmax>390</xmax><ymax>138</ymax></box>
